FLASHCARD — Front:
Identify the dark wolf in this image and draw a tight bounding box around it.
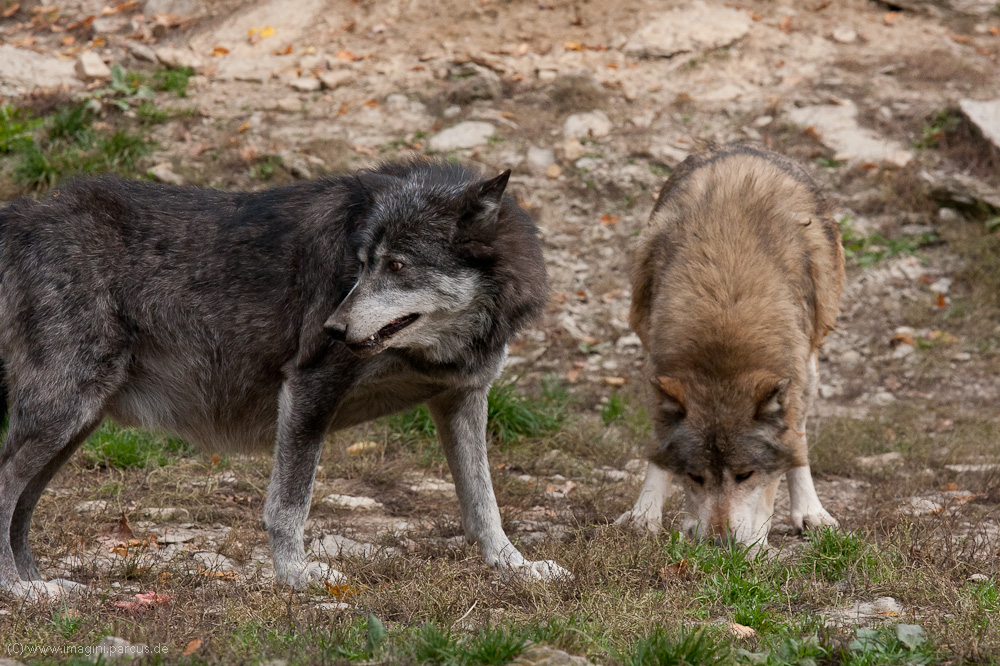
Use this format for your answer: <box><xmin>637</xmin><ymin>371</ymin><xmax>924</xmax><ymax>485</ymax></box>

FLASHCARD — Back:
<box><xmin>616</xmin><ymin>143</ymin><xmax>845</xmax><ymax>546</ymax></box>
<box><xmin>0</xmin><ymin>161</ymin><xmax>568</xmax><ymax>600</ymax></box>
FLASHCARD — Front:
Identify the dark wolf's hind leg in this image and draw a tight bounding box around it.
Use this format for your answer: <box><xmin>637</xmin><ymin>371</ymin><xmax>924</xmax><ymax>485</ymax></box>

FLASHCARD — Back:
<box><xmin>10</xmin><ymin>424</ymin><xmax>99</xmax><ymax>581</ymax></box>
<box><xmin>0</xmin><ymin>377</ymin><xmax>118</xmax><ymax>601</ymax></box>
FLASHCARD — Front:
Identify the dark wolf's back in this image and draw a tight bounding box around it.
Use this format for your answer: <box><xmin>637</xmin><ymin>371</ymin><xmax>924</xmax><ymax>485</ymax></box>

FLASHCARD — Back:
<box><xmin>0</xmin><ymin>175</ymin><xmax>368</xmax><ymax>450</ymax></box>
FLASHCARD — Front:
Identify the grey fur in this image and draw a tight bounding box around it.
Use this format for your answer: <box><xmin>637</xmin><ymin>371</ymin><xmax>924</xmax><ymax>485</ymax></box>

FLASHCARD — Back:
<box><xmin>0</xmin><ymin>160</ymin><xmax>568</xmax><ymax>600</ymax></box>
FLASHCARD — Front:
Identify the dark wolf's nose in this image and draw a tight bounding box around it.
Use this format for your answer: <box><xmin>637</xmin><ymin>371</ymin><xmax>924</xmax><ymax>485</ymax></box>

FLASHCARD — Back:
<box><xmin>326</xmin><ymin>320</ymin><xmax>348</xmax><ymax>342</ymax></box>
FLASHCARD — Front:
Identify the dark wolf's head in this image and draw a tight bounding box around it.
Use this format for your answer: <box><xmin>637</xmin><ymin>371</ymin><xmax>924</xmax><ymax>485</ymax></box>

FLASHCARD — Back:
<box><xmin>325</xmin><ymin>161</ymin><xmax>548</xmax><ymax>363</ymax></box>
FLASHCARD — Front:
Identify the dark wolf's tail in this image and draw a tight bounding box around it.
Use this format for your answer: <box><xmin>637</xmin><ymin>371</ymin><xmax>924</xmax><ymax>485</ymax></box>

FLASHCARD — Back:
<box><xmin>0</xmin><ymin>361</ymin><xmax>6</xmax><ymax>434</ymax></box>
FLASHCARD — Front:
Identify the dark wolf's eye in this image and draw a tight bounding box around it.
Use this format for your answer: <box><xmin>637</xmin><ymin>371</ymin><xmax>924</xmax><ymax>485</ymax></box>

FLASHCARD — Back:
<box><xmin>688</xmin><ymin>474</ymin><xmax>704</xmax><ymax>485</ymax></box>
<box><xmin>735</xmin><ymin>471</ymin><xmax>754</xmax><ymax>483</ymax></box>
<box><xmin>387</xmin><ymin>261</ymin><xmax>404</xmax><ymax>272</ymax></box>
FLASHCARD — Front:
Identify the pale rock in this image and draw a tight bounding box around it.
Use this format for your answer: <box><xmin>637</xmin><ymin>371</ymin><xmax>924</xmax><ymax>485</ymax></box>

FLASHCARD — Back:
<box><xmin>538</xmin><ymin>69</ymin><xmax>558</xmax><ymax>82</ymax></box>
<box><xmin>561</xmin><ymin>137</ymin><xmax>586</xmax><ymax>161</ymax></box>
<box><xmin>0</xmin><ymin>44</ymin><xmax>79</xmax><ymax>96</ymax></box>
<box><xmin>624</xmin><ymin>1</ymin><xmax>751</xmax><ymax>58</ymax></box>
<box><xmin>753</xmin><ymin>115</ymin><xmax>774</xmax><ymax>127</ymax></box>
<box><xmin>885</xmin><ymin>0</ymin><xmax>998</xmax><ymax>17</ymax></box>
<box><xmin>929</xmin><ymin>277</ymin><xmax>952</xmax><ymax>294</ymax></box>
<box><xmin>527</xmin><ymin>146</ymin><xmax>556</xmax><ymax>168</ymax></box>
<box><xmin>311</xmin><ymin>534</ymin><xmax>400</xmax><ymax>559</ymax></box>
<box><xmin>75</xmin><ymin>500</ymin><xmax>109</xmax><ymax>514</ymax></box>
<box><xmin>969</xmin><ymin>573</ymin><xmax>990</xmax><ymax>582</ymax></box>
<box><xmin>872</xmin><ymin>391</ymin><xmax>896</xmax><ymax>405</ymax></box>
<box><xmin>154</xmin><ymin>47</ymin><xmax>206</xmax><ymax>73</ymax></box>
<box><xmin>128</xmin><ymin>43</ymin><xmax>158</xmax><ymax>62</ymax></box>
<box><xmin>193</xmin><ymin>551</ymin><xmax>239</xmax><ymax>572</ymax></box>
<box><xmin>959</xmin><ymin>98</ymin><xmax>1000</xmax><ymax>152</ymax></box>
<box><xmin>140</xmin><ymin>507</ymin><xmax>190</xmax><ymax>521</ymax></box>
<box><xmin>512</xmin><ymin>645</ymin><xmax>597</xmax><ymax>666</ymax></box>
<box><xmin>563</xmin><ymin>111</ymin><xmax>612</xmax><ymax>139</ymax></box>
<box><xmin>408</xmin><ymin>478</ymin><xmax>456</xmax><ymax>493</ymax></box>
<box><xmin>938</xmin><ymin>208</ymin><xmax>961</xmax><ymax>223</ymax></box>
<box><xmin>149</xmin><ymin>163</ymin><xmax>184</xmax><ymax>185</ymax></box>
<box><xmin>94</xmin><ymin>635</ymin><xmax>148</xmax><ymax>660</ymax></box>
<box><xmin>443</xmin><ymin>105</ymin><xmax>461</xmax><ymax>118</ymax></box>
<box><xmin>856</xmin><ymin>451</ymin><xmax>903</xmax><ymax>468</ymax></box>
<box><xmin>945</xmin><ymin>463</ymin><xmax>999</xmax><ymax>472</ymax></box>
<box><xmin>900</xmin><ymin>496</ymin><xmax>944</xmax><ymax>515</ymax></box>
<box><xmin>92</xmin><ymin>15</ymin><xmax>130</xmax><ymax>34</ymax></box>
<box><xmin>428</xmin><ymin>121</ymin><xmax>495</xmax><ymax>151</ymax></box>
<box><xmin>319</xmin><ymin>70</ymin><xmax>353</xmax><ymax>90</ymax></box>
<box><xmin>840</xmin><ymin>350</ymin><xmax>863</xmax><ymax>366</ymax></box>
<box><xmin>289</xmin><ymin>76</ymin><xmax>321</xmax><ymax>92</ymax></box>
<box><xmin>824</xmin><ymin>596</ymin><xmax>903</xmax><ymax>626</ymax></box>
<box><xmin>275</xmin><ymin>96</ymin><xmax>303</xmax><ymax>112</ymax></box>
<box><xmin>891</xmin><ymin>343</ymin><xmax>915</xmax><ymax>360</ymax></box>
<box><xmin>624</xmin><ymin>459</ymin><xmax>646</xmax><ymax>475</ymax></box>
<box><xmin>144</xmin><ymin>0</ymin><xmax>198</xmax><ymax>16</ymax></box>
<box><xmin>322</xmin><ymin>494</ymin><xmax>383</xmax><ymax>510</ymax></box>
<box><xmin>298</xmin><ymin>53</ymin><xmax>326</xmax><ymax>71</ymax></box>
<box><xmin>615</xmin><ymin>332</ymin><xmax>642</xmax><ymax>350</ymax></box>
<box><xmin>786</xmin><ymin>102</ymin><xmax>913</xmax><ymax>165</ymax></box>
<box><xmin>0</xmin><ymin>658</ymin><xmax>27</xmax><ymax>666</ymax></box>
<box><xmin>650</xmin><ymin>142</ymin><xmax>688</xmax><ymax>165</ymax></box>
<box><xmin>831</xmin><ymin>26</ymin><xmax>858</xmax><ymax>43</ymax></box>
<box><xmin>315</xmin><ymin>602</ymin><xmax>352</xmax><ymax>611</ymax></box>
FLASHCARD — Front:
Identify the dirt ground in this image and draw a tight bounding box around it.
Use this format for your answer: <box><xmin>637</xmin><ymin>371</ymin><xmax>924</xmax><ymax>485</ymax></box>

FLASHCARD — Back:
<box><xmin>1</xmin><ymin>0</ymin><xmax>999</xmax><ymax>664</ymax></box>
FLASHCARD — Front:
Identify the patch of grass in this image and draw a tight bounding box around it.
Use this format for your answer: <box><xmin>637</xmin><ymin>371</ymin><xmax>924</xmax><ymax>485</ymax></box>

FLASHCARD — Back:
<box><xmin>839</xmin><ymin>216</ymin><xmax>938</xmax><ymax>268</ymax></box>
<box><xmin>136</xmin><ymin>101</ymin><xmax>169</xmax><ymax>125</ymax></box>
<box><xmin>844</xmin><ymin>625</ymin><xmax>934</xmax><ymax>665</ymax></box>
<box><xmin>621</xmin><ymin>627</ymin><xmax>731</xmax><ymax>666</ymax></box>
<box><xmin>914</xmin><ymin>109</ymin><xmax>962</xmax><ymax>151</ymax></box>
<box><xmin>968</xmin><ymin>579</ymin><xmax>1000</xmax><ymax>614</ymax></box>
<box><xmin>407</xmin><ymin>622</ymin><xmax>460</xmax><ymax>664</ymax></box>
<box><xmin>0</xmin><ymin>105</ymin><xmax>41</xmax><ymax>153</ymax></box>
<box><xmin>152</xmin><ymin>66</ymin><xmax>194</xmax><ymax>97</ymax></box>
<box><xmin>91</xmin><ymin>64</ymin><xmax>155</xmax><ymax>111</ymax></box>
<box><xmin>815</xmin><ymin>156</ymin><xmax>845</xmax><ymax>168</ymax></box>
<box><xmin>81</xmin><ymin>421</ymin><xmax>190</xmax><ymax>469</ymax></box>
<box><xmin>601</xmin><ymin>392</ymin><xmax>628</xmax><ymax>426</ymax></box>
<box><xmin>250</xmin><ymin>154</ymin><xmax>285</xmax><ymax>181</ymax></box>
<box><xmin>737</xmin><ymin>624</ymin><xmax>830</xmax><ymax>665</ymax></box>
<box><xmin>798</xmin><ymin>527</ymin><xmax>878</xmax><ymax>583</ymax></box>
<box><xmin>462</xmin><ymin>626</ymin><xmax>526</xmax><ymax>665</ymax></box>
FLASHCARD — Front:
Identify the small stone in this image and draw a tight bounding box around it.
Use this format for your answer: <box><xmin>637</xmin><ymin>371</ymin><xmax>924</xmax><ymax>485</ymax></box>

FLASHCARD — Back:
<box><xmin>537</xmin><ymin>69</ymin><xmax>558</xmax><ymax>82</ymax></box>
<box><xmin>938</xmin><ymin>208</ymin><xmax>961</xmax><ymax>223</ymax></box>
<box><xmin>443</xmin><ymin>105</ymin><xmax>461</xmax><ymax>118</ymax></box>
<box><xmin>873</xmin><ymin>391</ymin><xmax>897</xmax><ymax>405</ymax></box>
<box><xmin>625</xmin><ymin>458</ymin><xmax>646</xmax><ymax>475</ymax></box>
<box><xmin>192</xmin><ymin>551</ymin><xmax>239</xmax><ymax>572</ymax></box>
<box><xmin>891</xmin><ymin>344</ymin><xmax>915</xmax><ymax>360</ymax></box>
<box><xmin>94</xmin><ymin>636</ymin><xmax>148</xmax><ymax>661</ymax></box>
<box><xmin>140</xmin><ymin>507</ymin><xmax>190</xmax><ymax>521</ymax></box>
<box><xmin>753</xmin><ymin>115</ymin><xmax>774</xmax><ymax>127</ymax></box>
<box><xmin>945</xmin><ymin>463</ymin><xmax>999</xmax><ymax>472</ymax></box>
<box><xmin>615</xmin><ymin>332</ymin><xmax>642</xmax><ymax>350</ymax></box>
<box><xmin>547</xmin><ymin>163</ymin><xmax>562</xmax><ymax>178</ymax></box>
<box><xmin>289</xmin><ymin>77</ymin><xmax>321</xmax><ymax>92</ymax></box>
<box><xmin>276</xmin><ymin>96</ymin><xmax>302</xmax><ymax>112</ymax></box>
<box><xmin>148</xmin><ymin>163</ymin><xmax>184</xmax><ymax>186</ymax></box>
<box><xmin>315</xmin><ymin>602</ymin><xmax>351</xmax><ymax>611</ymax></box>
<box><xmin>92</xmin><ymin>15</ymin><xmax>129</xmax><ymax>34</ymax></box>
<box><xmin>624</xmin><ymin>1</ymin><xmax>751</xmax><ymax>58</ymax></box>
<box><xmin>144</xmin><ymin>0</ymin><xmax>197</xmax><ymax>16</ymax></box>
<box><xmin>527</xmin><ymin>145</ymin><xmax>556</xmax><ymax>168</ymax></box>
<box><xmin>322</xmin><ymin>494</ymin><xmax>383</xmax><ymax>510</ymax></box>
<box><xmin>563</xmin><ymin>111</ymin><xmax>612</xmax><ymax>139</ymax></box>
<box><xmin>319</xmin><ymin>70</ymin><xmax>353</xmax><ymax>90</ymax></box>
<box><xmin>831</xmin><ymin>26</ymin><xmax>858</xmax><ymax>43</ymax></box>
<box><xmin>856</xmin><ymin>451</ymin><xmax>903</xmax><ymax>468</ymax></box>
<box><xmin>428</xmin><ymin>121</ymin><xmax>496</xmax><ymax>151</ymax></box>
<box><xmin>75</xmin><ymin>52</ymin><xmax>112</xmax><ymax>80</ymax></box>
<box><xmin>408</xmin><ymin>478</ymin><xmax>456</xmax><ymax>493</ymax></box>
<box><xmin>969</xmin><ymin>573</ymin><xmax>990</xmax><ymax>582</ymax></box>
<box><xmin>786</xmin><ymin>102</ymin><xmax>912</xmax><ymax>165</ymax></box>
<box><xmin>872</xmin><ymin>597</ymin><xmax>902</xmax><ymax>615</ymax></box>
<box><xmin>75</xmin><ymin>500</ymin><xmax>109</xmax><ymax>514</ymax></box>
<box><xmin>561</xmin><ymin>137</ymin><xmax>586</xmax><ymax>161</ymax></box>
<box><xmin>840</xmin><ymin>350</ymin><xmax>862</xmax><ymax>366</ymax></box>
<box><xmin>127</xmin><ymin>43</ymin><xmax>158</xmax><ymax>62</ymax></box>
<box><xmin>154</xmin><ymin>47</ymin><xmax>206</xmax><ymax>73</ymax></box>
<box><xmin>929</xmin><ymin>277</ymin><xmax>952</xmax><ymax>294</ymax></box>
<box><xmin>900</xmin><ymin>497</ymin><xmax>944</xmax><ymax>515</ymax></box>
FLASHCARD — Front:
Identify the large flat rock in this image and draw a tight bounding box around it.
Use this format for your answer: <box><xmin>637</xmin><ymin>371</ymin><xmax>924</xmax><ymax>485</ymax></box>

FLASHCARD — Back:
<box><xmin>959</xmin><ymin>98</ymin><xmax>1000</xmax><ymax>152</ymax></box>
<box><xmin>0</xmin><ymin>45</ymin><xmax>80</xmax><ymax>97</ymax></box>
<box><xmin>624</xmin><ymin>1</ymin><xmax>752</xmax><ymax>58</ymax></box>
<box><xmin>786</xmin><ymin>102</ymin><xmax>912</xmax><ymax>166</ymax></box>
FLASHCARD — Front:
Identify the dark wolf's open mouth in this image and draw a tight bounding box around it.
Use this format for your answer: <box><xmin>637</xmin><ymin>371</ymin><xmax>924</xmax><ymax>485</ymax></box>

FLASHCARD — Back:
<box><xmin>347</xmin><ymin>313</ymin><xmax>420</xmax><ymax>355</ymax></box>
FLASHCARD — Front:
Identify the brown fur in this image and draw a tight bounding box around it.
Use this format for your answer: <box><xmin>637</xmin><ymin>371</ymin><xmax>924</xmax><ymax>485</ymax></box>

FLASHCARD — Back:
<box><xmin>632</xmin><ymin>142</ymin><xmax>845</xmax><ymax>477</ymax></box>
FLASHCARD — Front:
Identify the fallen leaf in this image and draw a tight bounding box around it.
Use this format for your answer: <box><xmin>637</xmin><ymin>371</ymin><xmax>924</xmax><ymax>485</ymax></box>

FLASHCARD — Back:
<box><xmin>336</xmin><ymin>49</ymin><xmax>360</xmax><ymax>62</ymax></box>
<box><xmin>199</xmin><ymin>568</ymin><xmax>239</xmax><ymax>580</ymax></box>
<box><xmin>883</xmin><ymin>11</ymin><xmax>898</xmax><ymax>25</ymax></box>
<box><xmin>113</xmin><ymin>590</ymin><xmax>173</xmax><ymax>612</ymax></box>
<box><xmin>239</xmin><ymin>146</ymin><xmax>260</xmax><ymax>163</ymax></box>
<box><xmin>2</xmin><ymin>3</ymin><xmax>20</xmax><ymax>18</ymax></box>
<box><xmin>363</xmin><ymin>99</ymin><xmax>379</xmax><ymax>108</ymax></box>
<box><xmin>272</xmin><ymin>44</ymin><xmax>293</xmax><ymax>56</ymax></box>
<box><xmin>604</xmin><ymin>376</ymin><xmax>627</xmax><ymax>387</ymax></box>
<box><xmin>599</xmin><ymin>213</ymin><xmax>619</xmax><ymax>226</ymax></box>
<box><xmin>989</xmin><ymin>26</ymin><xmax>999</xmax><ymax>36</ymax></box>
<box><xmin>941</xmin><ymin>482</ymin><xmax>961</xmax><ymax>492</ymax></box>
<box><xmin>779</xmin><ymin>16</ymin><xmax>793</xmax><ymax>33</ymax></box>
<box><xmin>659</xmin><ymin>560</ymin><xmax>689</xmax><ymax>580</ymax></box>
<box><xmin>260</xmin><ymin>26</ymin><xmax>275</xmax><ymax>38</ymax></box>
<box><xmin>891</xmin><ymin>332</ymin><xmax>916</xmax><ymax>347</ymax></box>
<box><xmin>567</xmin><ymin>369</ymin><xmax>581</xmax><ymax>383</ymax></box>
<box><xmin>951</xmin><ymin>34</ymin><xmax>973</xmax><ymax>44</ymax></box>
<box><xmin>323</xmin><ymin>581</ymin><xmax>361</xmax><ymax>598</ymax></box>
<box><xmin>546</xmin><ymin>163</ymin><xmax>562</xmax><ymax>178</ymax></box>
<box><xmin>182</xmin><ymin>639</ymin><xmax>203</xmax><ymax>656</ymax></box>
<box><xmin>337</xmin><ymin>103</ymin><xmax>350</xmax><ymax>116</ymax></box>
<box><xmin>61</xmin><ymin>35</ymin><xmax>75</xmax><ymax>45</ymax></box>
<box><xmin>936</xmin><ymin>293</ymin><xmax>948</xmax><ymax>308</ymax></box>
<box><xmin>563</xmin><ymin>41</ymin><xmax>583</xmax><ymax>51</ymax></box>
<box><xmin>749</xmin><ymin>11</ymin><xmax>762</xmax><ymax>21</ymax></box>
<box><xmin>346</xmin><ymin>440</ymin><xmax>381</xmax><ymax>456</ymax></box>
<box><xmin>730</xmin><ymin>622</ymin><xmax>757</xmax><ymax>639</ymax></box>
<box><xmin>211</xmin><ymin>45</ymin><xmax>229</xmax><ymax>56</ymax></box>
<box><xmin>104</xmin><ymin>513</ymin><xmax>136</xmax><ymax>544</ymax></box>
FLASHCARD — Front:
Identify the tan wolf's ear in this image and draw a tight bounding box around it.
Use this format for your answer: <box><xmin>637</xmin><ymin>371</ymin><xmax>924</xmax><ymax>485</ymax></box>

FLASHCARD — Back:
<box><xmin>756</xmin><ymin>377</ymin><xmax>790</xmax><ymax>419</ymax></box>
<box><xmin>652</xmin><ymin>376</ymin><xmax>685</xmax><ymax>414</ymax></box>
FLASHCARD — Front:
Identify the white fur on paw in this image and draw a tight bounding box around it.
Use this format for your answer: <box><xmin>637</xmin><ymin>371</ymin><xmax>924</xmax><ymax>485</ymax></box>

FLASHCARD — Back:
<box><xmin>792</xmin><ymin>507</ymin><xmax>839</xmax><ymax>533</ymax></box>
<box><xmin>278</xmin><ymin>561</ymin><xmax>346</xmax><ymax>590</ymax></box>
<box><xmin>504</xmin><ymin>559</ymin><xmax>572</xmax><ymax>583</ymax></box>
<box><xmin>614</xmin><ymin>509</ymin><xmax>663</xmax><ymax>534</ymax></box>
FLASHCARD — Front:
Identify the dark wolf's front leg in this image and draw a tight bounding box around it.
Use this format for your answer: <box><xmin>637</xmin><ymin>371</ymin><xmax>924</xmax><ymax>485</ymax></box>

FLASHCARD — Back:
<box><xmin>263</xmin><ymin>375</ymin><xmax>345</xmax><ymax>589</ymax></box>
<box><xmin>427</xmin><ymin>387</ymin><xmax>570</xmax><ymax>582</ymax></box>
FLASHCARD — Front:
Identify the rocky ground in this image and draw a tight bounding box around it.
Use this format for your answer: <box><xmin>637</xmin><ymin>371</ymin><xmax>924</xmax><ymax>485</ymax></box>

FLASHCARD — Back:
<box><xmin>1</xmin><ymin>0</ymin><xmax>1000</xmax><ymax>664</ymax></box>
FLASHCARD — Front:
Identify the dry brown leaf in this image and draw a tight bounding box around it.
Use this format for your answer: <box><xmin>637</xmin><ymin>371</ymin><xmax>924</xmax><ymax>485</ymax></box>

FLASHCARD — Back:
<box><xmin>2</xmin><ymin>3</ymin><xmax>19</xmax><ymax>17</ymax></box>
<box><xmin>346</xmin><ymin>440</ymin><xmax>381</xmax><ymax>456</ymax></box>
<box><xmin>779</xmin><ymin>16</ymin><xmax>793</xmax><ymax>33</ymax></box>
<box><xmin>211</xmin><ymin>45</ymin><xmax>229</xmax><ymax>56</ymax></box>
<box><xmin>604</xmin><ymin>376</ymin><xmax>627</xmax><ymax>387</ymax></box>
<box><xmin>260</xmin><ymin>26</ymin><xmax>275</xmax><ymax>38</ymax></box>
<box><xmin>323</xmin><ymin>581</ymin><xmax>361</xmax><ymax>598</ymax></box>
<box><xmin>182</xmin><ymin>639</ymin><xmax>203</xmax><ymax>656</ymax></box>
<box><xmin>749</xmin><ymin>11</ymin><xmax>762</xmax><ymax>21</ymax></box>
<box><xmin>546</xmin><ymin>163</ymin><xmax>562</xmax><ymax>178</ymax></box>
<box><xmin>105</xmin><ymin>513</ymin><xmax>136</xmax><ymax>544</ymax></box>
<box><xmin>272</xmin><ymin>44</ymin><xmax>293</xmax><ymax>56</ymax></box>
<box><xmin>199</xmin><ymin>568</ymin><xmax>239</xmax><ymax>580</ymax></box>
<box><xmin>936</xmin><ymin>293</ymin><xmax>948</xmax><ymax>308</ymax></box>
<box><xmin>883</xmin><ymin>12</ymin><xmax>898</xmax><ymax>25</ymax></box>
<box><xmin>566</xmin><ymin>369</ymin><xmax>581</xmax><ymax>384</ymax></box>
<box><xmin>989</xmin><ymin>25</ymin><xmax>999</xmax><ymax>36</ymax></box>
<box><xmin>563</xmin><ymin>41</ymin><xmax>583</xmax><ymax>51</ymax></box>
<box><xmin>730</xmin><ymin>622</ymin><xmax>757</xmax><ymax>639</ymax></box>
<box><xmin>336</xmin><ymin>49</ymin><xmax>360</xmax><ymax>62</ymax></box>
<box><xmin>659</xmin><ymin>560</ymin><xmax>689</xmax><ymax>581</ymax></box>
<box><xmin>363</xmin><ymin>99</ymin><xmax>379</xmax><ymax>108</ymax></box>
<box><xmin>952</xmin><ymin>34</ymin><xmax>973</xmax><ymax>44</ymax></box>
<box><xmin>61</xmin><ymin>35</ymin><xmax>75</xmax><ymax>45</ymax></box>
<box><xmin>113</xmin><ymin>590</ymin><xmax>172</xmax><ymax>613</ymax></box>
<box><xmin>891</xmin><ymin>332</ymin><xmax>916</xmax><ymax>347</ymax></box>
<box><xmin>599</xmin><ymin>214</ymin><xmax>619</xmax><ymax>226</ymax></box>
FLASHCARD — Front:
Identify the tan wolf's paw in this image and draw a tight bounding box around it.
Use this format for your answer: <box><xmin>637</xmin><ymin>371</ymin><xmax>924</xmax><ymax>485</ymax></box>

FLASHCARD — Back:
<box><xmin>504</xmin><ymin>559</ymin><xmax>573</xmax><ymax>583</ymax></box>
<box><xmin>277</xmin><ymin>561</ymin><xmax>346</xmax><ymax>590</ymax></box>
<box><xmin>614</xmin><ymin>509</ymin><xmax>663</xmax><ymax>534</ymax></box>
<box><xmin>791</xmin><ymin>507</ymin><xmax>839</xmax><ymax>533</ymax></box>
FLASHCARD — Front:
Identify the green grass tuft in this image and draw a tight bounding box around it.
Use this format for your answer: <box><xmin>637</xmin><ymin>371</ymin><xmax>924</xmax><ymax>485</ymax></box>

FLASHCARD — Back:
<box><xmin>601</xmin><ymin>392</ymin><xmax>628</xmax><ymax>426</ymax></box>
<box><xmin>81</xmin><ymin>421</ymin><xmax>191</xmax><ymax>469</ymax></box>
<box><xmin>152</xmin><ymin>66</ymin><xmax>194</xmax><ymax>97</ymax></box>
<box><xmin>622</xmin><ymin>627</ymin><xmax>731</xmax><ymax>666</ymax></box>
<box><xmin>798</xmin><ymin>527</ymin><xmax>874</xmax><ymax>583</ymax></box>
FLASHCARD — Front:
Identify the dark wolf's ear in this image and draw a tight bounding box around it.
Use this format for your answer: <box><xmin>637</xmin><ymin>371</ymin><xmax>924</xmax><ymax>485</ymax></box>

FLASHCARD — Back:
<box><xmin>356</xmin><ymin>171</ymin><xmax>397</xmax><ymax>197</ymax></box>
<box><xmin>652</xmin><ymin>376</ymin><xmax>686</xmax><ymax>415</ymax></box>
<box><xmin>756</xmin><ymin>378</ymin><xmax>790</xmax><ymax>419</ymax></box>
<box><xmin>457</xmin><ymin>170</ymin><xmax>511</xmax><ymax>242</ymax></box>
